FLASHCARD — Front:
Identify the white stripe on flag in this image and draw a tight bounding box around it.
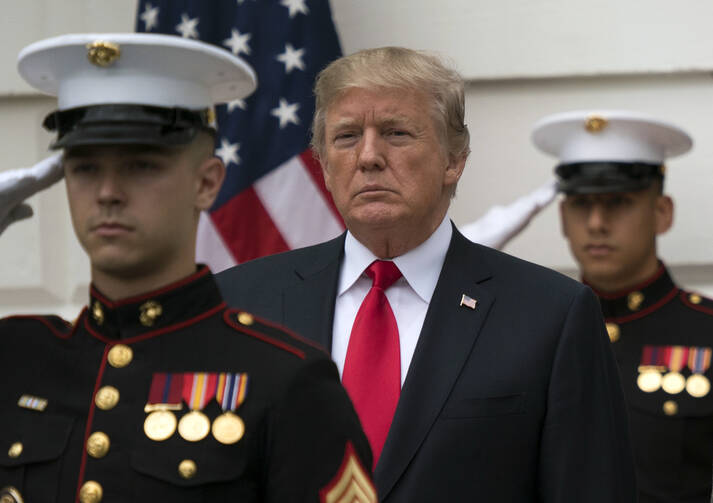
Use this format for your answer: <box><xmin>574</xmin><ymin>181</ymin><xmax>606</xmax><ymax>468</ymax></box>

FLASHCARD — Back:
<box><xmin>254</xmin><ymin>155</ymin><xmax>343</xmax><ymax>250</ymax></box>
<box><xmin>196</xmin><ymin>211</ymin><xmax>238</xmax><ymax>272</ymax></box>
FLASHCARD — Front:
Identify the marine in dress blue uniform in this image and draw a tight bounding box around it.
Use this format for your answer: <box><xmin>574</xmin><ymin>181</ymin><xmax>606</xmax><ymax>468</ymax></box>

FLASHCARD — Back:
<box><xmin>0</xmin><ymin>33</ymin><xmax>374</xmax><ymax>503</ymax></box>
<box><xmin>534</xmin><ymin>110</ymin><xmax>713</xmax><ymax>502</ymax></box>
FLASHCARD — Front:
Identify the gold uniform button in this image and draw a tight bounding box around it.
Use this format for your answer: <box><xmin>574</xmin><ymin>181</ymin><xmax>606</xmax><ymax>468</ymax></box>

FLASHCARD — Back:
<box><xmin>95</xmin><ymin>386</ymin><xmax>120</xmax><ymax>410</ymax></box>
<box><xmin>87</xmin><ymin>432</ymin><xmax>110</xmax><ymax>459</ymax></box>
<box><xmin>178</xmin><ymin>459</ymin><xmax>197</xmax><ymax>479</ymax></box>
<box><xmin>0</xmin><ymin>486</ymin><xmax>23</xmax><ymax>503</ymax></box>
<box><xmin>689</xmin><ymin>293</ymin><xmax>702</xmax><ymax>305</ymax></box>
<box><xmin>605</xmin><ymin>323</ymin><xmax>620</xmax><ymax>343</ymax></box>
<box><xmin>79</xmin><ymin>481</ymin><xmax>103</xmax><ymax>503</ymax></box>
<box><xmin>7</xmin><ymin>443</ymin><xmax>22</xmax><ymax>459</ymax></box>
<box><xmin>237</xmin><ymin>312</ymin><xmax>254</xmax><ymax>326</ymax></box>
<box><xmin>107</xmin><ymin>344</ymin><xmax>133</xmax><ymax>368</ymax></box>
<box><xmin>663</xmin><ymin>400</ymin><xmax>678</xmax><ymax>416</ymax></box>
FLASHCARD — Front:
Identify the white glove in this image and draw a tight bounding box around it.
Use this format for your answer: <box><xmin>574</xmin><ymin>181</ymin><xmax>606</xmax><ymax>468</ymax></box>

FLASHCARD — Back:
<box><xmin>460</xmin><ymin>179</ymin><xmax>557</xmax><ymax>250</ymax></box>
<box><xmin>0</xmin><ymin>153</ymin><xmax>63</xmax><ymax>235</ymax></box>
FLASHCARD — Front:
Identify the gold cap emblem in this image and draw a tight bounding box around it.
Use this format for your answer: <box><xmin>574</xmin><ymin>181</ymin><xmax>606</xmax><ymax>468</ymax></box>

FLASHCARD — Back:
<box><xmin>139</xmin><ymin>301</ymin><xmax>163</xmax><ymax>327</ymax></box>
<box><xmin>585</xmin><ymin>115</ymin><xmax>608</xmax><ymax>133</ymax></box>
<box><xmin>92</xmin><ymin>301</ymin><xmax>105</xmax><ymax>325</ymax></box>
<box><xmin>86</xmin><ymin>41</ymin><xmax>121</xmax><ymax>67</ymax></box>
<box><xmin>627</xmin><ymin>291</ymin><xmax>644</xmax><ymax>311</ymax></box>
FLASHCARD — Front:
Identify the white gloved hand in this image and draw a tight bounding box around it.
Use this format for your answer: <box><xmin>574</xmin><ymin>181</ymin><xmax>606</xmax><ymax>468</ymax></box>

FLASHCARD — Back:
<box><xmin>460</xmin><ymin>179</ymin><xmax>557</xmax><ymax>250</ymax></box>
<box><xmin>0</xmin><ymin>153</ymin><xmax>63</xmax><ymax>235</ymax></box>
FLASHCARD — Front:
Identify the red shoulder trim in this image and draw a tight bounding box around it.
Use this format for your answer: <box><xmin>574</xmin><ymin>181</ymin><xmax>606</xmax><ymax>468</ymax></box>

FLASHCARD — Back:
<box><xmin>90</xmin><ymin>266</ymin><xmax>211</xmax><ymax>307</ymax></box>
<box><xmin>223</xmin><ymin>309</ymin><xmax>306</xmax><ymax>359</ymax></box>
<box><xmin>84</xmin><ymin>302</ymin><xmax>226</xmax><ymax>344</ymax></box>
<box><xmin>605</xmin><ymin>287</ymin><xmax>679</xmax><ymax>324</ymax></box>
<box><xmin>2</xmin><ymin>311</ymin><xmax>80</xmax><ymax>340</ymax></box>
<box><xmin>680</xmin><ymin>291</ymin><xmax>713</xmax><ymax>316</ymax></box>
<box><xmin>247</xmin><ymin>311</ymin><xmax>328</xmax><ymax>354</ymax></box>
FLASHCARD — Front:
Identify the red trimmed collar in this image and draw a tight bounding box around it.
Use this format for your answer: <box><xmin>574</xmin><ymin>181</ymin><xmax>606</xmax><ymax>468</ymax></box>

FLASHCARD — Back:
<box><xmin>83</xmin><ymin>265</ymin><xmax>223</xmax><ymax>340</ymax></box>
<box><xmin>586</xmin><ymin>262</ymin><xmax>678</xmax><ymax>321</ymax></box>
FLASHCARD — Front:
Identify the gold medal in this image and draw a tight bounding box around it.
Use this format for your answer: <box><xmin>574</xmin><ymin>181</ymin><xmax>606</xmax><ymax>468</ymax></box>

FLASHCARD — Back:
<box><xmin>178</xmin><ymin>410</ymin><xmax>211</xmax><ymax>442</ymax></box>
<box><xmin>212</xmin><ymin>412</ymin><xmax>245</xmax><ymax>445</ymax></box>
<box><xmin>661</xmin><ymin>371</ymin><xmax>686</xmax><ymax>394</ymax></box>
<box><xmin>686</xmin><ymin>373</ymin><xmax>711</xmax><ymax>398</ymax></box>
<box><xmin>144</xmin><ymin>409</ymin><xmax>177</xmax><ymax>441</ymax></box>
<box><xmin>637</xmin><ymin>369</ymin><xmax>662</xmax><ymax>393</ymax></box>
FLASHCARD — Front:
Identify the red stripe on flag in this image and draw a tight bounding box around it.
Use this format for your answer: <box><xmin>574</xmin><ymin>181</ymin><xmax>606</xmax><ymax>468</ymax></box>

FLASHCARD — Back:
<box><xmin>299</xmin><ymin>149</ymin><xmax>345</xmax><ymax>227</ymax></box>
<box><xmin>211</xmin><ymin>187</ymin><xmax>290</xmax><ymax>262</ymax></box>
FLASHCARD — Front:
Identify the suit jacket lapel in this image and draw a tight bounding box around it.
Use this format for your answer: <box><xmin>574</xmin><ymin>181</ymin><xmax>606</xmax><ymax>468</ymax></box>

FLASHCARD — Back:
<box><xmin>282</xmin><ymin>233</ymin><xmax>345</xmax><ymax>351</ymax></box>
<box><xmin>375</xmin><ymin>228</ymin><xmax>495</xmax><ymax>499</ymax></box>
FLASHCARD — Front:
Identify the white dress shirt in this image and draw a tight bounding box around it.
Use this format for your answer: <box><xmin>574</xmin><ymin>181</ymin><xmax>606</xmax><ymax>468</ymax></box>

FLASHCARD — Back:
<box><xmin>331</xmin><ymin>216</ymin><xmax>452</xmax><ymax>387</ymax></box>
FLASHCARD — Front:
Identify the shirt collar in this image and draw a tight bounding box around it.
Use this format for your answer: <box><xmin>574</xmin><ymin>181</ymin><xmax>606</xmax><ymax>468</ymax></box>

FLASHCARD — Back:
<box><xmin>338</xmin><ymin>216</ymin><xmax>452</xmax><ymax>303</ymax></box>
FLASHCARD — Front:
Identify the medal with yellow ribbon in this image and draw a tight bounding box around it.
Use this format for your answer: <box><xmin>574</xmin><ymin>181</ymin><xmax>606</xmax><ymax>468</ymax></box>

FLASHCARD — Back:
<box><xmin>178</xmin><ymin>373</ymin><xmax>215</xmax><ymax>442</ymax></box>
<box><xmin>637</xmin><ymin>345</ymin><xmax>664</xmax><ymax>393</ymax></box>
<box><xmin>661</xmin><ymin>346</ymin><xmax>688</xmax><ymax>394</ymax></box>
<box><xmin>212</xmin><ymin>373</ymin><xmax>249</xmax><ymax>445</ymax></box>
<box><xmin>686</xmin><ymin>347</ymin><xmax>712</xmax><ymax>398</ymax></box>
<box><xmin>144</xmin><ymin>373</ymin><xmax>183</xmax><ymax>441</ymax></box>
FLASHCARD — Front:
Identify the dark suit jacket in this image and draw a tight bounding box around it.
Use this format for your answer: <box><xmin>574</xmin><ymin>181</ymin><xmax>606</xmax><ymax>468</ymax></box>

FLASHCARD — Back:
<box><xmin>216</xmin><ymin>225</ymin><xmax>637</xmax><ymax>502</ymax></box>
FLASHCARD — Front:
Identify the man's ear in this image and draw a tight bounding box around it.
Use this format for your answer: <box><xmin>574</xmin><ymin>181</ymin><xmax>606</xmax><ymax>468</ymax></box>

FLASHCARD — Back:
<box><xmin>559</xmin><ymin>200</ymin><xmax>569</xmax><ymax>238</ymax></box>
<box><xmin>195</xmin><ymin>156</ymin><xmax>226</xmax><ymax>211</ymax></box>
<box><xmin>445</xmin><ymin>152</ymin><xmax>467</xmax><ymax>188</ymax></box>
<box><xmin>654</xmin><ymin>194</ymin><xmax>674</xmax><ymax>236</ymax></box>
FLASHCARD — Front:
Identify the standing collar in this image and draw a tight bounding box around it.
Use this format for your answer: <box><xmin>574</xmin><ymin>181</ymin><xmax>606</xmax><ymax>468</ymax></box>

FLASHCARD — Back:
<box><xmin>85</xmin><ymin>265</ymin><xmax>226</xmax><ymax>341</ymax></box>
<box><xmin>586</xmin><ymin>262</ymin><xmax>679</xmax><ymax>321</ymax></box>
<box><xmin>338</xmin><ymin>216</ymin><xmax>452</xmax><ymax>303</ymax></box>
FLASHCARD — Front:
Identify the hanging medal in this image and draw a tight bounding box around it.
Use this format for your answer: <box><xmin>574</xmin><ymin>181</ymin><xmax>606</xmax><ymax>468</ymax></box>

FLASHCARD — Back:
<box><xmin>178</xmin><ymin>373</ymin><xmax>216</xmax><ymax>442</ymax></box>
<box><xmin>637</xmin><ymin>345</ymin><xmax>664</xmax><ymax>393</ymax></box>
<box><xmin>212</xmin><ymin>373</ymin><xmax>249</xmax><ymax>445</ymax></box>
<box><xmin>661</xmin><ymin>346</ymin><xmax>688</xmax><ymax>394</ymax></box>
<box><xmin>686</xmin><ymin>347</ymin><xmax>712</xmax><ymax>398</ymax></box>
<box><xmin>144</xmin><ymin>373</ymin><xmax>183</xmax><ymax>441</ymax></box>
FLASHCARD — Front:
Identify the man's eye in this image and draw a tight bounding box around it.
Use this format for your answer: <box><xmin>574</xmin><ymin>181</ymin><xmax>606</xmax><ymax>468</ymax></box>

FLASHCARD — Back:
<box><xmin>69</xmin><ymin>163</ymin><xmax>97</xmax><ymax>174</ymax></box>
<box><xmin>386</xmin><ymin>129</ymin><xmax>409</xmax><ymax>137</ymax></box>
<box><xmin>128</xmin><ymin>161</ymin><xmax>158</xmax><ymax>171</ymax></box>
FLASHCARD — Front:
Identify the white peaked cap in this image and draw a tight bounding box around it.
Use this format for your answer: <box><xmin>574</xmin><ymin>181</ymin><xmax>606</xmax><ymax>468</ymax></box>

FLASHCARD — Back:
<box><xmin>532</xmin><ymin>110</ymin><xmax>692</xmax><ymax>165</ymax></box>
<box><xmin>17</xmin><ymin>32</ymin><xmax>257</xmax><ymax>110</ymax></box>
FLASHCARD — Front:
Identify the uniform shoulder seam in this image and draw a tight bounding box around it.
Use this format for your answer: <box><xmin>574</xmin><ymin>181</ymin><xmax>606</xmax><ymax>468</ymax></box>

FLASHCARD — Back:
<box><xmin>680</xmin><ymin>290</ymin><xmax>713</xmax><ymax>316</ymax></box>
<box><xmin>1</xmin><ymin>313</ymin><xmax>76</xmax><ymax>339</ymax></box>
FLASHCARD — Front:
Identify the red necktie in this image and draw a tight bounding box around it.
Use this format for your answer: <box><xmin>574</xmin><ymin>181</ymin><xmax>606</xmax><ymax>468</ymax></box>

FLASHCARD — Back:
<box><xmin>342</xmin><ymin>260</ymin><xmax>402</xmax><ymax>466</ymax></box>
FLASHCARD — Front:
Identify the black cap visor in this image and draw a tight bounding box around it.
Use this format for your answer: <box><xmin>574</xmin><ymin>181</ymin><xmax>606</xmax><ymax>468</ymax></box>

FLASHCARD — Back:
<box><xmin>556</xmin><ymin>162</ymin><xmax>663</xmax><ymax>195</ymax></box>
<box><xmin>43</xmin><ymin>104</ymin><xmax>215</xmax><ymax>150</ymax></box>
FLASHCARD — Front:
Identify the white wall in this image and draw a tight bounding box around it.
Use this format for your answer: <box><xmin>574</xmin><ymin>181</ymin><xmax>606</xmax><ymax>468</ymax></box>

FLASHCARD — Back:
<box><xmin>3</xmin><ymin>0</ymin><xmax>713</xmax><ymax>318</ymax></box>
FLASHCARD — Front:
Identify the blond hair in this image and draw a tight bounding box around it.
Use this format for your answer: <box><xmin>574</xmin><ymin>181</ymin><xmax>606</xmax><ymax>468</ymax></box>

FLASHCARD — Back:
<box><xmin>311</xmin><ymin>46</ymin><xmax>470</xmax><ymax>161</ymax></box>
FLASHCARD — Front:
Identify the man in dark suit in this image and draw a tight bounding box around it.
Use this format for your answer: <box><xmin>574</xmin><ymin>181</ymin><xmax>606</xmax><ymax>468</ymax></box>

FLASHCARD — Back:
<box><xmin>217</xmin><ymin>47</ymin><xmax>636</xmax><ymax>502</ymax></box>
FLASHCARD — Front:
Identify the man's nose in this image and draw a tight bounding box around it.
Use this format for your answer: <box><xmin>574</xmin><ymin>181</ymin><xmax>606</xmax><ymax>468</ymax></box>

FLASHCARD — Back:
<box><xmin>96</xmin><ymin>170</ymin><xmax>126</xmax><ymax>206</ymax></box>
<box><xmin>357</xmin><ymin>130</ymin><xmax>386</xmax><ymax>171</ymax></box>
<box><xmin>586</xmin><ymin>204</ymin><xmax>608</xmax><ymax>233</ymax></box>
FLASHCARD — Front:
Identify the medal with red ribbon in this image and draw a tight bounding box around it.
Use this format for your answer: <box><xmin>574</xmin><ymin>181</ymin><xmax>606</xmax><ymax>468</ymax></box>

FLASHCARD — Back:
<box><xmin>144</xmin><ymin>373</ymin><xmax>184</xmax><ymax>441</ymax></box>
<box><xmin>638</xmin><ymin>345</ymin><xmax>665</xmax><ymax>393</ymax></box>
<box><xmin>178</xmin><ymin>372</ymin><xmax>217</xmax><ymax>442</ymax></box>
<box><xmin>661</xmin><ymin>346</ymin><xmax>688</xmax><ymax>394</ymax></box>
<box><xmin>686</xmin><ymin>347</ymin><xmax>712</xmax><ymax>398</ymax></box>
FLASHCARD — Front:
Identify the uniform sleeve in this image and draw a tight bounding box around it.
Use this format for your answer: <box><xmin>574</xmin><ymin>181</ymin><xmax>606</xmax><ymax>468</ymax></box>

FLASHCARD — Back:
<box><xmin>264</xmin><ymin>357</ymin><xmax>376</xmax><ymax>503</ymax></box>
<box><xmin>538</xmin><ymin>286</ymin><xmax>637</xmax><ymax>502</ymax></box>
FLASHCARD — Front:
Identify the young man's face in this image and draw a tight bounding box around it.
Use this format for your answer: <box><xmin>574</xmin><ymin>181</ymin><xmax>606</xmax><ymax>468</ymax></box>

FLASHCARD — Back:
<box><xmin>559</xmin><ymin>186</ymin><xmax>673</xmax><ymax>291</ymax></box>
<box><xmin>63</xmin><ymin>140</ymin><xmax>220</xmax><ymax>283</ymax></box>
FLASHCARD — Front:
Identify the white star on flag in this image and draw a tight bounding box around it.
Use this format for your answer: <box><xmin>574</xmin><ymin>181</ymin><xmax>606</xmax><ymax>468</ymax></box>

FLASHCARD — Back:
<box><xmin>223</xmin><ymin>29</ymin><xmax>251</xmax><ymax>56</ymax></box>
<box><xmin>280</xmin><ymin>0</ymin><xmax>309</xmax><ymax>18</ymax></box>
<box><xmin>216</xmin><ymin>138</ymin><xmax>241</xmax><ymax>166</ymax></box>
<box><xmin>276</xmin><ymin>44</ymin><xmax>306</xmax><ymax>73</ymax></box>
<box><xmin>140</xmin><ymin>3</ymin><xmax>160</xmax><ymax>31</ymax></box>
<box><xmin>271</xmin><ymin>98</ymin><xmax>300</xmax><ymax>129</ymax></box>
<box><xmin>227</xmin><ymin>99</ymin><xmax>247</xmax><ymax>113</ymax></box>
<box><xmin>176</xmin><ymin>13</ymin><xmax>199</xmax><ymax>39</ymax></box>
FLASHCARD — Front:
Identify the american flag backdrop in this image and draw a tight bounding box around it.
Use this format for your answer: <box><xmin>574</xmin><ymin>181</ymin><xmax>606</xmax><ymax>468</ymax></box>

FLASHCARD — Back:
<box><xmin>135</xmin><ymin>0</ymin><xmax>345</xmax><ymax>272</ymax></box>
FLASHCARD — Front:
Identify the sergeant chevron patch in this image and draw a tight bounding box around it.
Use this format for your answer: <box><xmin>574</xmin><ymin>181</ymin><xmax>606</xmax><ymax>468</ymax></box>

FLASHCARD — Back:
<box><xmin>320</xmin><ymin>442</ymin><xmax>377</xmax><ymax>503</ymax></box>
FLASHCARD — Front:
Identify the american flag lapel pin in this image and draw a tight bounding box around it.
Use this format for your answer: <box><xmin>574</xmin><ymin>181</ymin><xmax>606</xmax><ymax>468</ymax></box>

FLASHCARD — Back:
<box><xmin>460</xmin><ymin>294</ymin><xmax>477</xmax><ymax>310</ymax></box>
